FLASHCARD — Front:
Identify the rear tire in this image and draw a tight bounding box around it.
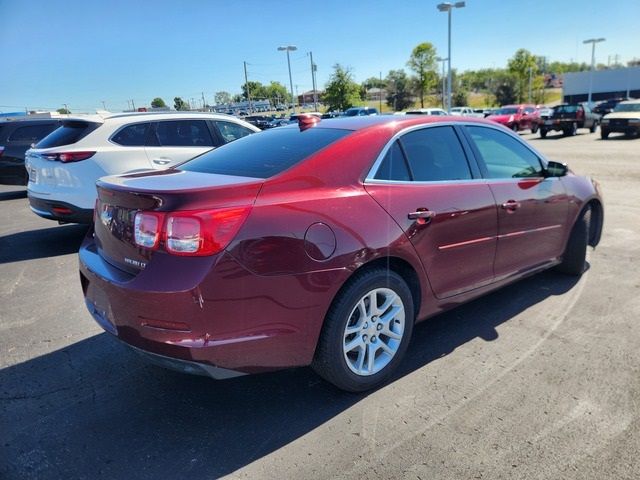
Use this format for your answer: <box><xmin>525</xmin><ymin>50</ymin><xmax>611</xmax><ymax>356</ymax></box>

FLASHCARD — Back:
<box><xmin>312</xmin><ymin>268</ymin><xmax>414</xmax><ymax>392</ymax></box>
<box><xmin>539</xmin><ymin>128</ymin><xmax>548</xmax><ymax>138</ymax></box>
<box><xmin>569</xmin><ymin>122</ymin><xmax>578</xmax><ymax>136</ymax></box>
<box><xmin>589</xmin><ymin>121</ymin><xmax>597</xmax><ymax>133</ymax></box>
<box><xmin>531</xmin><ymin>124</ymin><xmax>538</xmax><ymax>134</ymax></box>
<box><xmin>512</xmin><ymin>123</ymin><xmax>519</xmax><ymax>133</ymax></box>
<box><xmin>556</xmin><ymin>208</ymin><xmax>589</xmax><ymax>276</ymax></box>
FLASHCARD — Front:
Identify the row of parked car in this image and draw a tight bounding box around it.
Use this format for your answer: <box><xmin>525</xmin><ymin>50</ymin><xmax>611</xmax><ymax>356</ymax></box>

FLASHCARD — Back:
<box><xmin>2</xmin><ymin>107</ymin><xmax>607</xmax><ymax>392</ymax></box>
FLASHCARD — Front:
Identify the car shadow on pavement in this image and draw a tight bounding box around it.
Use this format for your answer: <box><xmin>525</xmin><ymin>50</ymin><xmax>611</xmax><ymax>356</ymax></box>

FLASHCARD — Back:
<box><xmin>0</xmin><ymin>224</ymin><xmax>88</xmax><ymax>264</ymax></box>
<box><xmin>0</xmin><ymin>190</ymin><xmax>27</xmax><ymax>201</ymax></box>
<box><xmin>0</xmin><ymin>270</ymin><xmax>580</xmax><ymax>479</ymax></box>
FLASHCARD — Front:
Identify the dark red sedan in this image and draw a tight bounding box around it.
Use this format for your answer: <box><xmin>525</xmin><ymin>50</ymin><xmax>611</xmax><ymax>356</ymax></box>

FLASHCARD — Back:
<box><xmin>79</xmin><ymin>115</ymin><xmax>603</xmax><ymax>391</ymax></box>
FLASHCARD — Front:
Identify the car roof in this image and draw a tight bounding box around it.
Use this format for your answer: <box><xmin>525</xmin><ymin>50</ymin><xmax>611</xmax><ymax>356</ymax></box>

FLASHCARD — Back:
<box><xmin>619</xmin><ymin>99</ymin><xmax>640</xmax><ymax>105</ymax></box>
<box><xmin>279</xmin><ymin>114</ymin><xmax>495</xmax><ymax>131</ymax></box>
<box><xmin>101</xmin><ymin>111</ymin><xmax>245</xmax><ymax>124</ymax></box>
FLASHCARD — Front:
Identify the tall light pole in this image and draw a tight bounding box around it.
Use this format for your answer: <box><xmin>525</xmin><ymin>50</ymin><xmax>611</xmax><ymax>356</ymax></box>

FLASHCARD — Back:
<box><xmin>436</xmin><ymin>56</ymin><xmax>448</xmax><ymax>110</ymax></box>
<box><xmin>278</xmin><ymin>45</ymin><xmax>297</xmax><ymax>113</ymax></box>
<box><xmin>437</xmin><ymin>1</ymin><xmax>465</xmax><ymax>113</ymax></box>
<box><xmin>583</xmin><ymin>37</ymin><xmax>605</xmax><ymax>105</ymax></box>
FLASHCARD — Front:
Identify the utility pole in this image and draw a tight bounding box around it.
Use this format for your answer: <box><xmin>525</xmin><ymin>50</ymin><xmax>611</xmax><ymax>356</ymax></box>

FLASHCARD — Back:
<box><xmin>201</xmin><ymin>92</ymin><xmax>206</xmax><ymax>111</ymax></box>
<box><xmin>101</xmin><ymin>100</ymin><xmax>106</xmax><ymax>110</ymax></box>
<box><xmin>379</xmin><ymin>71</ymin><xmax>383</xmax><ymax>112</ymax></box>
<box><xmin>243</xmin><ymin>61</ymin><xmax>252</xmax><ymax>113</ymax></box>
<box><xmin>309</xmin><ymin>51</ymin><xmax>318</xmax><ymax>111</ymax></box>
<box><xmin>528</xmin><ymin>66</ymin><xmax>533</xmax><ymax>103</ymax></box>
<box><xmin>583</xmin><ymin>37</ymin><xmax>605</xmax><ymax>105</ymax></box>
<box><xmin>131</xmin><ymin>99</ymin><xmax>136</xmax><ymax>111</ymax></box>
<box><xmin>277</xmin><ymin>46</ymin><xmax>297</xmax><ymax>113</ymax></box>
<box><xmin>63</xmin><ymin>103</ymin><xmax>69</xmax><ymax>113</ymax></box>
<box><xmin>436</xmin><ymin>57</ymin><xmax>448</xmax><ymax>110</ymax></box>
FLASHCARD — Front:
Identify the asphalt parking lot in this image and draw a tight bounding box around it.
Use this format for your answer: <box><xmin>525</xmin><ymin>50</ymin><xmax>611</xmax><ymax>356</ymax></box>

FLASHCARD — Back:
<box><xmin>1</xmin><ymin>130</ymin><xmax>639</xmax><ymax>479</ymax></box>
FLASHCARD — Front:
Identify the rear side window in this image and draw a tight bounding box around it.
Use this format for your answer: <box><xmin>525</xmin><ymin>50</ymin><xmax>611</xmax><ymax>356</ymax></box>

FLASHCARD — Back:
<box><xmin>154</xmin><ymin>120</ymin><xmax>213</xmax><ymax>147</ymax></box>
<box><xmin>111</xmin><ymin>122</ymin><xmax>150</xmax><ymax>146</ymax></box>
<box><xmin>374</xmin><ymin>142</ymin><xmax>410</xmax><ymax>181</ymax></box>
<box><xmin>215</xmin><ymin>121</ymin><xmax>254</xmax><ymax>143</ymax></box>
<box><xmin>8</xmin><ymin>124</ymin><xmax>57</xmax><ymax>143</ymax></box>
<box><xmin>398</xmin><ymin>126</ymin><xmax>472</xmax><ymax>181</ymax></box>
<box><xmin>467</xmin><ymin>126</ymin><xmax>543</xmax><ymax>178</ymax></box>
<box><xmin>180</xmin><ymin>127</ymin><xmax>351</xmax><ymax>178</ymax></box>
<box><xmin>36</xmin><ymin>121</ymin><xmax>99</xmax><ymax>148</ymax></box>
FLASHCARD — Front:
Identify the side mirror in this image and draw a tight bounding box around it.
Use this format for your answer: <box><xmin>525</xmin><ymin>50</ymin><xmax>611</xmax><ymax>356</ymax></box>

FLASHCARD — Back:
<box><xmin>545</xmin><ymin>160</ymin><xmax>568</xmax><ymax>177</ymax></box>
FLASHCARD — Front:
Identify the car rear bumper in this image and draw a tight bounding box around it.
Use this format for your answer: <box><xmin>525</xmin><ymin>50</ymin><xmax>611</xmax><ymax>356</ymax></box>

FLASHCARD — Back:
<box><xmin>78</xmin><ymin>233</ymin><xmax>347</xmax><ymax>376</ymax></box>
<box><xmin>0</xmin><ymin>159</ymin><xmax>27</xmax><ymax>185</ymax></box>
<box><xmin>602</xmin><ymin>124</ymin><xmax>639</xmax><ymax>135</ymax></box>
<box><xmin>28</xmin><ymin>195</ymin><xmax>93</xmax><ymax>223</ymax></box>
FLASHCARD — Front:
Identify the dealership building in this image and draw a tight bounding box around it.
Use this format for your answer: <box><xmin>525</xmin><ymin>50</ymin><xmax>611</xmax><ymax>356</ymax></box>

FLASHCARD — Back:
<box><xmin>563</xmin><ymin>66</ymin><xmax>640</xmax><ymax>103</ymax></box>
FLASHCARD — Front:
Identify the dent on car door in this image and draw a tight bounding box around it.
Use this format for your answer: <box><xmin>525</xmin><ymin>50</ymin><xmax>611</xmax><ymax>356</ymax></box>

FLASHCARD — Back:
<box><xmin>464</xmin><ymin>125</ymin><xmax>569</xmax><ymax>279</ymax></box>
<box><xmin>145</xmin><ymin>120</ymin><xmax>217</xmax><ymax>168</ymax></box>
<box><xmin>364</xmin><ymin>126</ymin><xmax>498</xmax><ymax>299</ymax></box>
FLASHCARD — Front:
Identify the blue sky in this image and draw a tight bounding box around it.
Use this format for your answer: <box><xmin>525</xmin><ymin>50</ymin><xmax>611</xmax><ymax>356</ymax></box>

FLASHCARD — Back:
<box><xmin>1</xmin><ymin>0</ymin><xmax>638</xmax><ymax>112</ymax></box>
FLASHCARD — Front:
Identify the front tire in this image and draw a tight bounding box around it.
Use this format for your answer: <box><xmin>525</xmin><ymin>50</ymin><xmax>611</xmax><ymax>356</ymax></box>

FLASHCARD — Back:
<box><xmin>312</xmin><ymin>268</ymin><xmax>414</xmax><ymax>392</ymax></box>
<box><xmin>601</xmin><ymin>128</ymin><xmax>610</xmax><ymax>139</ymax></box>
<box><xmin>531</xmin><ymin>123</ymin><xmax>538</xmax><ymax>134</ymax></box>
<box><xmin>511</xmin><ymin>123</ymin><xmax>519</xmax><ymax>133</ymax></box>
<box><xmin>540</xmin><ymin>128</ymin><xmax>548</xmax><ymax>138</ymax></box>
<box><xmin>556</xmin><ymin>208</ymin><xmax>589</xmax><ymax>276</ymax></box>
<box><xmin>569</xmin><ymin>122</ymin><xmax>578</xmax><ymax>136</ymax></box>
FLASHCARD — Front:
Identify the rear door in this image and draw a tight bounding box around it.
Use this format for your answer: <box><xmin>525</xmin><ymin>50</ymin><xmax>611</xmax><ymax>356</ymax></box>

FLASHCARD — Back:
<box><xmin>365</xmin><ymin>125</ymin><xmax>498</xmax><ymax>299</ymax></box>
<box><xmin>144</xmin><ymin>119</ymin><xmax>219</xmax><ymax>168</ymax></box>
<box><xmin>463</xmin><ymin>125</ymin><xmax>569</xmax><ymax>278</ymax></box>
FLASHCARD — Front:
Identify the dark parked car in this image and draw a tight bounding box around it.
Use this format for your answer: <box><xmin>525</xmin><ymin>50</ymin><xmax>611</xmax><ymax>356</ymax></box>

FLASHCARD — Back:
<box><xmin>80</xmin><ymin>115</ymin><xmax>603</xmax><ymax>392</ymax></box>
<box><xmin>0</xmin><ymin>118</ymin><xmax>63</xmax><ymax>185</ymax></box>
<box><xmin>539</xmin><ymin>103</ymin><xmax>600</xmax><ymax>138</ymax></box>
<box><xmin>344</xmin><ymin>107</ymin><xmax>378</xmax><ymax>116</ymax></box>
<box><xmin>593</xmin><ymin>98</ymin><xmax>627</xmax><ymax>116</ymax></box>
<box><xmin>243</xmin><ymin>115</ymin><xmax>274</xmax><ymax>130</ymax></box>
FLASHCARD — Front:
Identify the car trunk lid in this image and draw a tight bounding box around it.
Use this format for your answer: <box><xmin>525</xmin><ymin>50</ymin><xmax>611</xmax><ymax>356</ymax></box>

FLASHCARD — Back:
<box><xmin>95</xmin><ymin>169</ymin><xmax>263</xmax><ymax>275</ymax></box>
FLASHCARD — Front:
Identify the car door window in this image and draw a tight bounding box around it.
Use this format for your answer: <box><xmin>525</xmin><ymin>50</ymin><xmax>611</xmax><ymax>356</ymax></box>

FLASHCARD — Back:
<box><xmin>374</xmin><ymin>141</ymin><xmax>411</xmax><ymax>181</ymax></box>
<box><xmin>7</xmin><ymin>124</ymin><xmax>56</xmax><ymax>143</ymax></box>
<box><xmin>398</xmin><ymin>126</ymin><xmax>472</xmax><ymax>181</ymax></box>
<box><xmin>154</xmin><ymin>120</ymin><xmax>213</xmax><ymax>147</ymax></box>
<box><xmin>216</xmin><ymin>121</ymin><xmax>254</xmax><ymax>143</ymax></box>
<box><xmin>467</xmin><ymin>126</ymin><xmax>543</xmax><ymax>179</ymax></box>
<box><xmin>111</xmin><ymin>122</ymin><xmax>150</xmax><ymax>146</ymax></box>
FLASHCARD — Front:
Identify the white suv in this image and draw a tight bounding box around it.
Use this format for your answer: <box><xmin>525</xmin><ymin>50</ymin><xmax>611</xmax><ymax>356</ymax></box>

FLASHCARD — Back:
<box><xmin>25</xmin><ymin>112</ymin><xmax>259</xmax><ymax>223</ymax></box>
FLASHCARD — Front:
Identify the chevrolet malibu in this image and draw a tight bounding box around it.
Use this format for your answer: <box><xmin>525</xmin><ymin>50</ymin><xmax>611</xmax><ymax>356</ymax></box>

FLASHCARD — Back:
<box><xmin>79</xmin><ymin>115</ymin><xmax>603</xmax><ymax>392</ymax></box>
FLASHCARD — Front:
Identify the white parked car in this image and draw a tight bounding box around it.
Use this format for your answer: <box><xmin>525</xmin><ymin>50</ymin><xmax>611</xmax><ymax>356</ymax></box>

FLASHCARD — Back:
<box><xmin>25</xmin><ymin>112</ymin><xmax>259</xmax><ymax>223</ymax></box>
<box><xmin>450</xmin><ymin>106</ymin><xmax>484</xmax><ymax>118</ymax></box>
<box><xmin>405</xmin><ymin>108</ymin><xmax>447</xmax><ymax>116</ymax></box>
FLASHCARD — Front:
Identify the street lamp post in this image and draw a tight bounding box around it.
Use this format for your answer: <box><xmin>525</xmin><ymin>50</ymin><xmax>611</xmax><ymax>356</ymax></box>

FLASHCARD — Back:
<box><xmin>278</xmin><ymin>45</ymin><xmax>298</xmax><ymax>113</ymax></box>
<box><xmin>436</xmin><ymin>56</ymin><xmax>448</xmax><ymax>110</ymax></box>
<box><xmin>583</xmin><ymin>37</ymin><xmax>606</xmax><ymax>106</ymax></box>
<box><xmin>437</xmin><ymin>1</ymin><xmax>465</xmax><ymax>113</ymax></box>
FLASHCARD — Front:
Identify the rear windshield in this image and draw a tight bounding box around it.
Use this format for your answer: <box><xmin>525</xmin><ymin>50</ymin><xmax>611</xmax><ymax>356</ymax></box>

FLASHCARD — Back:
<box><xmin>614</xmin><ymin>103</ymin><xmax>640</xmax><ymax>112</ymax></box>
<box><xmin>554</xmin><ymin>105</ymin><xmax>578</xmax><ymax>113</ymax></box>
<box><xmin>35</xmin><ymin>121</ymin><xmax>100</xmax><ymax>148</ymax></box>
<box><xmin>179</xmin><ymin>126</ymin><xmax>351</xmax><ymax>178</ymax></box>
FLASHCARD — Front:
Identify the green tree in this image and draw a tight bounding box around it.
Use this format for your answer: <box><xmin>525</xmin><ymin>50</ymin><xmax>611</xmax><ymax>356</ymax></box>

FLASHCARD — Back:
<box><xmin>151</xmin><ymin>97</ymin><xmax>166</xmax><ymax>108</ymax></box>
<box><xmin>407</xmin><ymin>42</ymin><xmax>437</xmax><ymax>107</ymax></box>
<box><xmin>385</xmin><ymin>69</ymin><xmax>413</xmax><ymax>111</ymax></box>
<box><xmin>452</xmin><ymin>89</ymin><xmax>469</xmax><ymax>107</ymax></box>
<box><xmin>57</xmin><ymin>107</ymin><xmax>70</xmax><ymax>114</ymax></box>
<box><xmin>264</xmin><ymin>81</ymin><xmax>291</xmax><ymax>106</ymax></box>
<box><xmin>324</xmin><ymin>64</ymin><xmax>361</xmax><ymax>111</ymax></box>
<box><xmin>242</xmin><ymin>81</ymin><xmax>268</xmax><ymax>101</ymax></box>
<box><xmin>173</xmin><ymin>97</ymin><xmax>190</xmax><ymax>111</ymax></box>
<box><xmin>508</xmin><ymin>49</ymin><xmax>538</xmax><ymax>103</ymax></box>
<box><xmin>214</xmin><ymin>91</ymin><xmax>232</xmax><ymax>105</ymax></box>
<box><xmin>492</xmin><ymin>72</ymin><xmax>518</xmax><ymax>106</ymax></box>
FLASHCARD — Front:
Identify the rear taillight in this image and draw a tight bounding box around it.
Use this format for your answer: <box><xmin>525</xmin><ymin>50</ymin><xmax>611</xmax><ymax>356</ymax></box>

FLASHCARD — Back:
<box><xmin>43</xmin><ymin>151</ymin><xmax>96</xmax><ymax>163</ymax></box>
<box><xmin>134</xmin><ymin>212</ymin><xmax>164</xmax><ymax>249</ymax></box>
<box><xmin>133</xmin><ymin>207</ymin><xmax>250</xmax><ymax>256</ymax></box>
